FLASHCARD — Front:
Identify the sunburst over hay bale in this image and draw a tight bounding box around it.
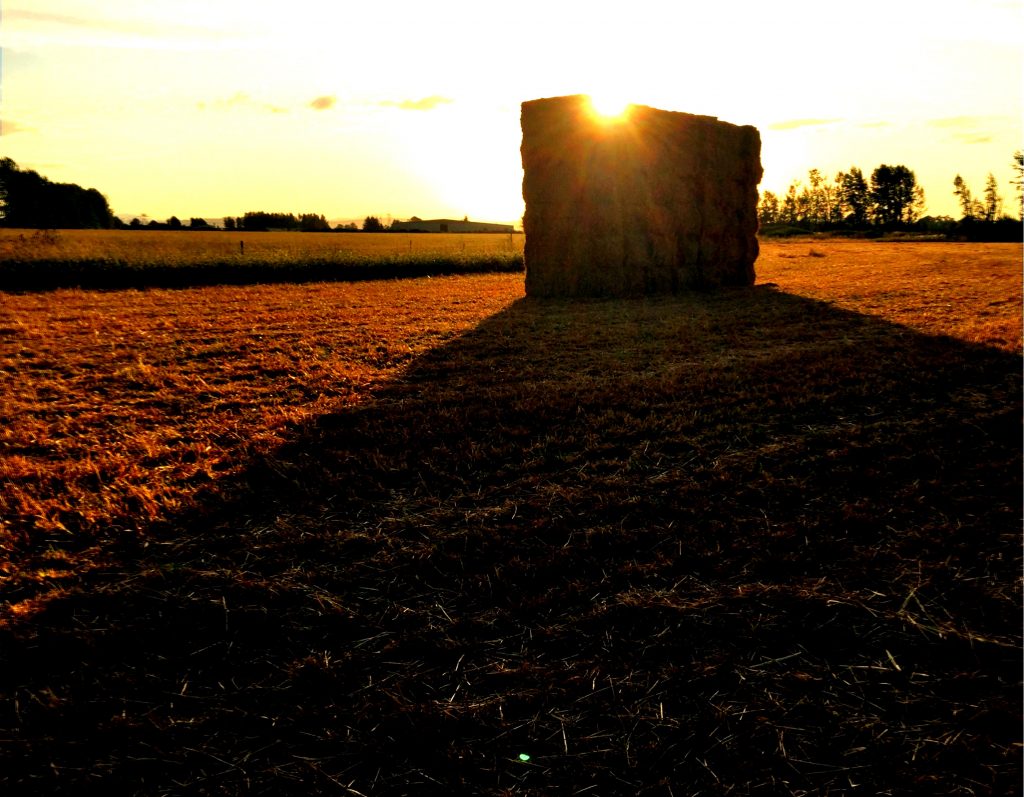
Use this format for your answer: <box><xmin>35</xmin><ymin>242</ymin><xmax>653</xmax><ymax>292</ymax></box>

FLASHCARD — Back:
<box><xmin>521</xmin><ymin>95</ymin><xmax>762</xmax><ymax>297</ymax></box>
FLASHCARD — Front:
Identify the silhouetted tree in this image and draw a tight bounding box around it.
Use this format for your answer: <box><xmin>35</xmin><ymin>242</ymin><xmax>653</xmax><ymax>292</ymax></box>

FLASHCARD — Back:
<box><xmin>770</xmin><ymin>160</ymin><xmax>1017</xmax><ymax>237</ymax></box>
<box><xmin>870</xmin><ymin>164</ymin><xmax>917</xmax><ymax>227</ymax></box>
<box><xmin>820</xmin><ymin>171</ymin><xmax>842</xmax><ymax>225</ymax></box>
<box><xmin>983</xmin><ymin>173</ymin><xmax>1002</xmax><ymax>222</ymax></box>
<box><xmin>757</xmin><ymin>190</ymin><xmax>780</xmax><ymax>225</ymax></box>
<box><xmin>362</xmin><ymin>216</ymin><xmax>384</xmax><ymax>232</ymax></box>
<box><xmin>242</xmin><ymin>212</ymin><xmax>299</xmax><ymax>231</ymax></box>
<box><xmin>0</xmin><ymin>157</ymin><xmax>114</xmax><ymax>228</ymax></box>
<box><xmin>794</xmin><ymin>182</ymin><xmax>812</xmax><ymax>224</ymax></box>
<box><xmin>837</xmin><ymin>167</ymin><xmax>871</xmax><ymax>227</ymax></box>
<box><xmin>299</xmin><ymin>213</ymin><xmax>331</xmax><ymax>232</ymax></box>
<box><xmin>223</xmin><ymin>217</ymin><xmax>236</xmax><ymax>230</ymax></box>
<box><xmin>188</xmin><ymin>217</ymin><xmax>211</xmax><ymax>229</ymax></box>
<box><xmin>1012</xmin><ymin>151</ymin><xmax>1023</xmax><ymax>220</ymax></box>
<box><xmin>953</xmin><ymin>175</ymin><xmax>975</xmax><ymax>220</ymax></box>
<box><xmin>909</xmin><ymin>184</ymin><xmax>927</xmax><ymax>224</ymax></box>
<box><xmin>779</xmin><ymin>184</ymin><xmax>799</xmax><ymax>225</ymax></box>
<box><xmin>129</xmin><ymin>217</ymin><xmax>142</xmax><ymax>229</ymax></box>
<box><xmin>949</xmin><ymin>171</ymin><xmax>1021</xmax><ymax>239</ymax></box>
<box><xmin>806</xmin><ymin>169</ymin><xmax>826</xmax><ymax>225</ymax></box>
<box><xmin>793</xmin><ymin>169</ymin><xmax>843</xmax><ymax>228</ymax></box>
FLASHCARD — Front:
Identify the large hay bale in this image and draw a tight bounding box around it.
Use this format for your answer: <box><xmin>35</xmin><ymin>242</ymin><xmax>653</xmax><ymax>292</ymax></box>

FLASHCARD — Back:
<box><xmin>521</xmin><ymin>95</ymin><xmax>762</xmax><ymax>297</ymax></box>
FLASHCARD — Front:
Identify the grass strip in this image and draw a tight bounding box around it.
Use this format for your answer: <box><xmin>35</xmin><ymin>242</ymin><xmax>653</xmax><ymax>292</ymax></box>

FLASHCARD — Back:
<box><xmin>0</xmin><ymin>252</ymin><xmax>525</xmax><ymax>292</ymax></box>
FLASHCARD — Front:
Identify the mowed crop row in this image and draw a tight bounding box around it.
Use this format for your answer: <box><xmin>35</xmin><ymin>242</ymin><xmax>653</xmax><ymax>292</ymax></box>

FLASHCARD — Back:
<box><xmin>1</xmin><ymin>239</ymin><xmax>1021</xmax><ymax>794</ymax></box>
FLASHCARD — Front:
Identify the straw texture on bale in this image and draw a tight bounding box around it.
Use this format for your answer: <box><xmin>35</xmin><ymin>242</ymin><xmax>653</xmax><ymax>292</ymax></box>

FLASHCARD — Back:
<box><xmin>521</xmin><ymin>95</ymin><xmax>763</xmax><ymax>297</ymax></box>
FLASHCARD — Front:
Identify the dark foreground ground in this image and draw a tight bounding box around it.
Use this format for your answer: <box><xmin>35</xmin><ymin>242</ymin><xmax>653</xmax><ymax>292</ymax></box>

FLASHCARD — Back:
<box><xmin>1</xmin><ymin>250</ymin><xmax>1021</xmax><ymax>795</ymax></box>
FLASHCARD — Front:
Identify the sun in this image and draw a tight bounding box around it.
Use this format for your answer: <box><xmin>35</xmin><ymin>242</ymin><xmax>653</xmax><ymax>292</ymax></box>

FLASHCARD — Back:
<box><xmin>587</xmin><ymin>93</ymin><xmax>633</xmax><ymax>121</ymax></box>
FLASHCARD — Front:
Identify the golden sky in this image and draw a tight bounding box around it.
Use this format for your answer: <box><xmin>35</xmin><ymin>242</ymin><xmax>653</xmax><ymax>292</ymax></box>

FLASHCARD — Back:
<box><xmin>3</xmin><ymin>0</ymin><xmax>1021</xmax><ymax>224</ymax></box>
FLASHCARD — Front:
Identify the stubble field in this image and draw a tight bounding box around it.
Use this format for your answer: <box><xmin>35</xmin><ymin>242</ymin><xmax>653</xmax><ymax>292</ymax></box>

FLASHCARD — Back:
<box><xmin>1</xmin><ymin>238</ymin><xmax>1021</xmax><ymax>795</ymax></box>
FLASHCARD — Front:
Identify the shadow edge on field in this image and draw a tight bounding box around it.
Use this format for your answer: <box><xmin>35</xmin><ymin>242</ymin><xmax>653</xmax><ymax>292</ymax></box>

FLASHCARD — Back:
<box><xmin>2</xmin><ymin>283</ymin><xmax>1021</xmax><ymax>795</ymax></box>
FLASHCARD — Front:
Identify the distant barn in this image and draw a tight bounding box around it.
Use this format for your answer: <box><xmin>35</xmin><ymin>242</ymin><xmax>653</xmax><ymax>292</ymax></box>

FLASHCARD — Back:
<box><xmin>390</xmin><ymin>218</ymin><xmax>515</xmax><ymax>233</ymax></box>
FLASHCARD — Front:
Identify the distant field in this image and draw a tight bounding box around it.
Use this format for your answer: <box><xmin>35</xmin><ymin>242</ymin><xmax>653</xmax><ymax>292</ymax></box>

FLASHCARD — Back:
<box><xmin>0</xmin><ymin>228</ymin><xmax>525</xmax><ymax>261</ymax></box>
<box><xmin>1</xmin><ymin>240</ymin><xmax>1020</xmax><ymax>794</ymax></box>
<box><xmin>0</xmin><ymin>229</ymin><xmax>525</xmax><ymax>289</ymax></box>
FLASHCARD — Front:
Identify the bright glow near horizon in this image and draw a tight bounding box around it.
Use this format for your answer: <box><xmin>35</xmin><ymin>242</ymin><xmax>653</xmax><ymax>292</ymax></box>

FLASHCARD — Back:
<box><xmin>587</xmin><ymin>93</ymin><xmax>633</xmax><ymax>122</ymax></box>
<box><xmin>3</xmin><ymin>0</ymin><xmax>1021</xmax><ymax>224</ymax></box>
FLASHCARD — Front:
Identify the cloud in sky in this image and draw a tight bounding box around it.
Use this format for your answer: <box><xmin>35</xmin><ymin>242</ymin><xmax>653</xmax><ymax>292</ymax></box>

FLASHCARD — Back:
<box><xmin>309</xmin><ymin>96</ymin><xmax>336</xmax><ymax>111</ymax></box>
<box><xmin>8</xmin><ymin>9</ymin><xmax>158</xmax><ymax>34</ymax></box>
<box><xmin>928</xmin><ymin>116</ymin><xmax>1000</xmax><ymax>144</ymax></box>
<box><xmin>928</xmin><ymin>116</ymin><xmax>984</xmax><ymax>128</ymax></box>
<box><xmin>767</xmin><ymin>118</ymin><xmax>842</xmax><ymax>131</ymax></box>
<box><xmin>380</xmin><ymin>95</ymin><xmax>454</xmax><ymax>111</ymax></box>
<box><xmin>201</xmin><ymin>93</ymin><xmax>458</xmax><ymax>116</ymax></box>
<box><xmin>1</xmin><ymin>120</ymin><xmax>34</xmax><ymax>135</ymax></box>
<box><xmin>5</xmin><ymin>7</ymin><xmax>241</xmax><ymax>51</ymax></box>
<box><xmin>198</xmin><ymin>92</ymin><xmax>288</xmax><ymax>114</ymax></box>
<box><xmin>955</xmin><ymin>134</ymin><xmax>994</xmax><ymax>145</ymax></box>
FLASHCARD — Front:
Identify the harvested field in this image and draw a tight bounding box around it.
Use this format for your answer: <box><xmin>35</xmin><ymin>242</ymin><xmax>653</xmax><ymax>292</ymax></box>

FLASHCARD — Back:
<box><xmin>1</xmin><ymin>239</ymin><xmax>1021</xmax><ymax>795</ymax></box>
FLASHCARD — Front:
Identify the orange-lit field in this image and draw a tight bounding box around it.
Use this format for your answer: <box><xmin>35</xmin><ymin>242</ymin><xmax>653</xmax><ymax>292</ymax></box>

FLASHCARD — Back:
<box><xmin>1</xmin><ymin>239</ymin><xmax>1020</xmax><ymax>794</ymax></box>
<box><xmin>0</xmin><ymin>228</ymin><xmax>525</xmax><ymax>261</ymax></box>
<box><xmin>0</xmin><ymin>229</ymin><xmax>526</xmax><ymax>291</ymax></box>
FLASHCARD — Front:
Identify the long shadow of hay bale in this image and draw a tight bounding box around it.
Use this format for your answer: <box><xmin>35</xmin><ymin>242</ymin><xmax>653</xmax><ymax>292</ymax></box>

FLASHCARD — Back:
<box><xmin>2</xmin><ymin>286</ymin><xmax>1020</xmax><ymax>795</ymax></box>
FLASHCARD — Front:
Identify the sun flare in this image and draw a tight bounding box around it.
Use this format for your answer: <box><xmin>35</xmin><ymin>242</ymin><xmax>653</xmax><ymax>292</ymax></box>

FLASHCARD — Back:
<box><xmin>587</xmin><ymin>93</ymin><xmax>633</xmax><ymax>121</ymax></box>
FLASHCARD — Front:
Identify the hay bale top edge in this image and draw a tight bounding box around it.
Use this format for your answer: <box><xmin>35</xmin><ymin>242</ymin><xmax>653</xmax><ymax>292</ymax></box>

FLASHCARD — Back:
<box><xmin>520</xmin><ymin>94</ymin><xmax>758</xmax><ymax>134</ymax></box>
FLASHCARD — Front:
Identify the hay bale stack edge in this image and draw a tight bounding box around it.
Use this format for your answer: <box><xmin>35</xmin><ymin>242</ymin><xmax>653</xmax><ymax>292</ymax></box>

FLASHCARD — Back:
<box><xmin>521</xmin><ymin>95</ymin><xmax>762</xmax><ymax>297</ymax></box>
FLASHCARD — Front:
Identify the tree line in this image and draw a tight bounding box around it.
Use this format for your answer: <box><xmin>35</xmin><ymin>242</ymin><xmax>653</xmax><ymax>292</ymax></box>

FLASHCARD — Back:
<box><xmin>759</xmin><ymin>153</ymin><xmax>1023</xmax><ymax>240</ymax></box>
<box><xmin>214</xmin><ymin>212</ymin><xmax>333</xmax><ymax>232</ymax></box>
<box><xmin>5</xmin><ymin>153</ymin><xmax>1022</xmax><ymax>239</ymax></box>
<box><xmin>128</xmin><ymin>214</ymin><xmax>403</xmax><ymax>232</ymax></box>
<box><xmin>125</xmin><ymin>212</ymin><xmax>355</xmax><ymax>231</ymax></box>
<box><xmin>0</xmin><ymin>158</ymin><xmax>390</xmax><ymax>233</ymax></box>
<box><xmin>0</xmin><ymin>158</ymin><xmax>115</xmax><ymax>229</ymax></box>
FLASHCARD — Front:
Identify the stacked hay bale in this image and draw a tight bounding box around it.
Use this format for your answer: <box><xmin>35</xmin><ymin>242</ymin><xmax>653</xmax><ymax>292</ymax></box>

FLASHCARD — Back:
<box><xmin>521</xmin><ymin>95</ymin><xmax>762</xmax><ymax>297</ymax></box>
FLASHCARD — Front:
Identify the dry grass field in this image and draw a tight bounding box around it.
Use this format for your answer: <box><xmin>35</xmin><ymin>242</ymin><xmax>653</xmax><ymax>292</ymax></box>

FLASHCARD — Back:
<box><xmin>0</xmin><ymin>228</ymin><xmax>525</xmax><ymax>261</ymax></box>
<box><xmin>0</xmin><ymin>230</ymin><xmax>524</xmax><ymax>291</ymax></box>
<box><xmin>0</xmin><ymin>238</ymin><xmax>1020</xmax><ymax>795</ymax></box>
